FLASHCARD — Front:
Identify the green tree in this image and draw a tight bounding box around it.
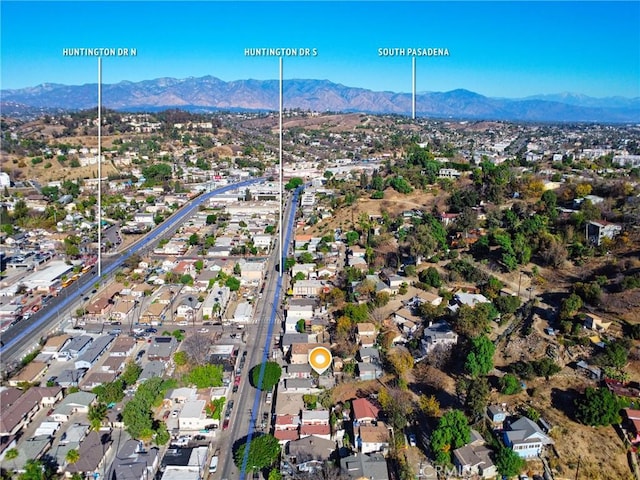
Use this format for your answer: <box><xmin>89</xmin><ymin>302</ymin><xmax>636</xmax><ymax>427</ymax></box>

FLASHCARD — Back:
<box><xmin>234</xmin><ymin>434</ymin><xmax>281</xmax><ymax>472</ymax></box>
<box><xmin>92</xmin><ymin>379</ymin><xmax>125</xmax><ymax>404</ymax></box>
<box><xmin>573</xmin><ymin>281</ymin><xmax>603</xmax><ymax>306</ymax></box>
<box><xmin>464</xmin><ymin>377</ymin><xmax>490</xmax><ymax>421</ymax></box>
<box><xmin>20</xmin><ymin>459</ymin><xmax>54</xmax><ymax>480</ymax></box>
<box><xmin>345</xmin><ymin>231</ymin><xmax>360</xmax><ymax>246</ymax></box>
<box><xmin>284</xmin><ymin>177</ymin><xmax>303</xmax><ymax>190</ymax></box>
<box><xmin>599</xmin><ymin>340</ymin><xmax>630</xmax><ymax>369</ymax></box>
<box><xmin>494</xmin><ymin>295</ymin><xmax>521</xmax><ymax>315</ymax></box>
<box><xmin>465</xmin><ymin>335</ymin><xmax>495</xmax><ymax>377</ymax></box>
<box><xmin>418</xmin><ymin>267</ymin><xmax>442</xmax><ymax>288</ymax></box>
<box><xmin>388</xmin><ymin>176</ymin><xmax>413</xmax><ymax>194</ymax></box>
<box><xmin>171</xmin><ymin>329</ymin><xmax>185</xmax><ymax>341</ymax></box>
<box><xmin>499</xmin><ymin>374</ymin><xmax>521</xmax><ymax>395</ymax></box>
<box><xmin>155</xmin><ymin>422</ymin><xmax>170</xmax><ymax>445</ymax></box>
<box><xmin>41</xmin><ymin>186</ymin><xmax>60</xmax><ymax>201</ymax></box>
<box><xmin>65</xmin><ymin>449</ymin><xmax>80</xmax><ymax>466</ymax></box>
<box><xmin>559</xmin><ymin>293</ymin><xmax>583</xmax><ymax>320</ymax></box>
<box><xmin>575</xmin><ymin>387</ymin><xmax>622</xmax><ymax>426</ymax></box>
<box><xmin>142</xmin><ymin>163</ymin><xmax>172</xmax><ymax>184</ymax></box>
<box><xmin>531</xmin><ymin>358</ymin><xmax>562</xmax><ymax>379</ymax></box>
<box><xmin>122</xmin><ymin>377</ymin><xmax>167</xmax><ymax>439</ymax></box>
<box><xmin>123</xmin><ymin>398</ymin><xmax>154</xmax><ymax>438</ymax></box>
<box><xmin>283</xmin><ymin>257</ymin><xmax>296</xmax><ymax>271</ymax></box>
<box><xmin>62</xmin><ymin>180</ymin><xmax>81</xmax><ymax>197</ymax></box>
<box><xmin>430</xmin><ymin>410</ymin><xmax>470</xmax><ymax>465</ymax></box>
<box><xmin>121</xmin><ymin>362</ymin><xmax>142</xmax><ymax>385</ymax></box>
<box><xmin>525</xmin><ymin>406</ymin><xmax>540</xmax><ymax>422</ymax></box>
<box><xmin>495</xmin><ymin>447</ymin><xmax>526</xmax><ymax>478</ymax></box>
<box><xmin>296</xmin><ymin>319</ymin><xmax>306</xmax><ymax>333</ymax></box>
<box><xmin>268</xmin><ymin>469</ymin><xmax>282</xmax><ymax>480</ymax></box>
<box><xmin>225</xmin><ymin>276</ymin><xmax>240</xmax><ymax>291</ymax></box>
<box><xmin>293</xmin><ymin>271</ymin><xmax>306</xmax><ymax>282</ymax></box>
<box><xmin>251</xmin><ymin>361</ymin><xmax>282</xmax><ymax>391</ymax></box>
<box><xmin>298</xmin><ymin>251</ymin><xmax>314</xmax><ymax>264</ymax></box>
<box><xmin>194</xmin><ymin>259</ymin><xmax>204</xmax><ymax>273</ymax></box>
<box><xmin>454</xmin><ymin>303</ymin><xmax>497</xmax><ymax>338</ymax></box>
<box><xmin>206</xmin><ymin>397</ymin><xmax>226</xmax><ymax>420</ymax></box>
<box><xmin>184</xmin><ymin>364</ymin><xmax>224</xmax><ymax>388</ymax></box>
<box><xmin>343</xmin><ymin>303</ymin><xmax>370</xmax><ymax>323</ymax></box>
<box><xmin>188</xmin><ymin>233</ymin><xmax>200</xmax><ymax>246</ymax></box>
<box><xmin>88</xmin><ymin>402</ymin><xmax>108</xmax><ymax>431</ymax></box>
<box><xmin>174</xmin><ymin>351</ymin><xmax>188</xmax><ymax>366</ymax></box>
<box><xmin>5</xmin><ymin>448</ymin><xmax>19</xmax><ymax>471</ymax></box>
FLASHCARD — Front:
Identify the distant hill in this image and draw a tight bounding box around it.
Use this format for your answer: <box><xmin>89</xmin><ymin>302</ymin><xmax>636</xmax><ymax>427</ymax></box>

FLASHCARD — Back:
<box><xmin>1</xmin><ymin>76</ymin><xmax>638</xmax><ymax>122</ymax></box>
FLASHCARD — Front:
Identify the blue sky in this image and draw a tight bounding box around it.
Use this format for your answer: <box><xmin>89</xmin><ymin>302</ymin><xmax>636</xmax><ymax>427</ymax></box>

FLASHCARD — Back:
<box><xmin>1</xmin><ymin>1</ymin><xmax>639</xmax><ymax>98</ymax></box>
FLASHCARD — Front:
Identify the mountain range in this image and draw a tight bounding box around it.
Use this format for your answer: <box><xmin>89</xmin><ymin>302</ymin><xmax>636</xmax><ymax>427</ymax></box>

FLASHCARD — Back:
<box><xmin>1</xmin><ymin>76</ymin><xmax>639</xmax><ymax>123</ymax></box>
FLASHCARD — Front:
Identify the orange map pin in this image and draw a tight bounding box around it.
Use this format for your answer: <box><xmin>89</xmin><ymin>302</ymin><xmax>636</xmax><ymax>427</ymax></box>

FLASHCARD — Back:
<box><xmin>308</xmin><ymin>346</ymin><xmax>332</xmax><ymax>375</ymax></box>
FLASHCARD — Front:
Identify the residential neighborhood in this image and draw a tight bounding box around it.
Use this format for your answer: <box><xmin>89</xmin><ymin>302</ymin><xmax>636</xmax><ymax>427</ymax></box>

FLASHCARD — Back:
<box><xmin>1</xmin><ymin>108</ymin><xmax>640</xmax><ymax>480</ymax></box>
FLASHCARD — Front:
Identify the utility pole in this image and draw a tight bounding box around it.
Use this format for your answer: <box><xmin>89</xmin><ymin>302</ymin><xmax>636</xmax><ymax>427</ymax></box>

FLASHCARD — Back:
<box><xmin>97</xmin><ymin>56</ymin><xmax>102</xmax><ymax>277</ymax></box>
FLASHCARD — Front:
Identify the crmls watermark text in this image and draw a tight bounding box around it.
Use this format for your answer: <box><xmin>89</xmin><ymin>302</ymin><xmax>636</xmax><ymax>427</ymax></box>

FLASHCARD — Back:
<box><xmin>62</xmin><ymin>48</ymin><xmax>138</xmax><ymax>57</ymax></box>
<box><xmin>421</xmin><ymin>465</ymin><xmax>467</xmax><ymax>478</ymax></box>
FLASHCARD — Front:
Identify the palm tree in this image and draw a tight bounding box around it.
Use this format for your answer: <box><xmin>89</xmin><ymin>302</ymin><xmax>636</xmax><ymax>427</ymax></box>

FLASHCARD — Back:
<box><xmin>65</xmin><ymin>448</ymin><xmax>80</xmax><ymax>466</ymax></box>
<box><xmin>88</xmin><ymin>402</ymin><xmax>108</xmax><ymax>431</ymax></box>
<box><xmin>5</xmin><ymin>447</ymin><xmax>18</xmax><ymax>472</ymax></box>
<box><xmin>212</xmin><ymin>302</ymin><xmax>221</xmax><ymax>320</ymax></box>
<box><xmin>21</xmin><ymin>459</ymin><xmax>45</xmax><ymax>480</ymax></box>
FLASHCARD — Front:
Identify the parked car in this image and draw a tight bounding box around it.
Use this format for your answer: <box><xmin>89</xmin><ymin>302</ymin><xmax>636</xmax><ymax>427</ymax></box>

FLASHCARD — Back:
<box><xmin>209</xmin><ymin>456</ymin><xmax>219</xmax><ymax>473</ymax></box>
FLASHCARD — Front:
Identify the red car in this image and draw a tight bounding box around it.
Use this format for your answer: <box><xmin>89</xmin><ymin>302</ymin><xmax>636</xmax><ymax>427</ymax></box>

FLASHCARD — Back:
<box><xmin>223</xmin><ymin>419</ymin><xmax>230</xmax><ymax>430</ymax></box>
<box><xmin>234</xmin><ymin>376</ymin><xmax>241</xmax><ymax>386</ymax></box>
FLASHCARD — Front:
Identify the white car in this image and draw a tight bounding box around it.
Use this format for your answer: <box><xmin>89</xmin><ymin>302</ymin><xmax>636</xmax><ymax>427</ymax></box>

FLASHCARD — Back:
<box><xmin>209</xmin><ymin>456</ymin><xmax>219</xmax><ymax>473</ymax></box>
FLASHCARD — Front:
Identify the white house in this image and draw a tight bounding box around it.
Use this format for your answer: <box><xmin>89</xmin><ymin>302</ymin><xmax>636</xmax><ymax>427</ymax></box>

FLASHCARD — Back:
<box><xmin>233</xmin><ymin>302</ymin><xmax>253</xmax><ymax>323</ymax></box>
<box><xmin>357</xmin><ymin>423</ymin><xmax>390</xmax><ymax>454</ymax></box>
<box><xmin>178</xmin><ymin>399</ymin><xmax>210</xmax><ymax>432</ymax></box>
<box><xmin>503</xmin><ymin>417</ymin><xmax>554</xmax><ymax>458</ymax></box>
<box><xmin>587</xmin><ymin>220</ymin><xmax>622</xmax><ymax>246</ymax></box>
<box><xmin>421</xmin><ymin>321</ymin><xmax>458</xmax><ymax>354</ymax></box>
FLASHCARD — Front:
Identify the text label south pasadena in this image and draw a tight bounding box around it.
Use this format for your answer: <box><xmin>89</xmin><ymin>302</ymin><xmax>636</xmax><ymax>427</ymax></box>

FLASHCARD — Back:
<box><xmin>378</xmin><ymin>47</ymin><xmax>450</xmax><ymax>57</ymax></box>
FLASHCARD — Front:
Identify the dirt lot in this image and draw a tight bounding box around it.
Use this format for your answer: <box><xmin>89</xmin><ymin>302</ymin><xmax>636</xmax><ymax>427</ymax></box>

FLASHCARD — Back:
<box><xmin>304</xmin><ymin>187</ymin><xmax>443</xmax><ymax>238</ymax></box>
<box><xmin>242</xmin><ymin>112</ymin><xmax>415</xmax><ymax>134</ymax></box>
<box><xmin>493</xmin><ymin>373</ymin><xmax>634</xmax><ymax>480</ymax></box>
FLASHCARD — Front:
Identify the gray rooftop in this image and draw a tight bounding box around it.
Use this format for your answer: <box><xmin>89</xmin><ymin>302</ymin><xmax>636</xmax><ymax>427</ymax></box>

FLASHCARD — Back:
<box><xmin>139</xmin><ymin>360</ymin><xmax>166</xmax><ymax>382</ymax></box>
<box><xmin>340</xmin><ymin>453</ymin><xmax>389</xmax><ymax>480</ymax></box>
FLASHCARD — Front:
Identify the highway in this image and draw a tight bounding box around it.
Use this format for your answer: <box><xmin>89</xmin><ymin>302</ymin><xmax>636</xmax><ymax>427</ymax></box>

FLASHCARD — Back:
<box><xmin>0</xmin><ymin>177</ymin><xmax>264</xmax><ymax>364</ymax></box>
<box><xmin>217</xmin><ymin>187</ymin><xmax>300</xmax><ymax>480</ymax></box>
